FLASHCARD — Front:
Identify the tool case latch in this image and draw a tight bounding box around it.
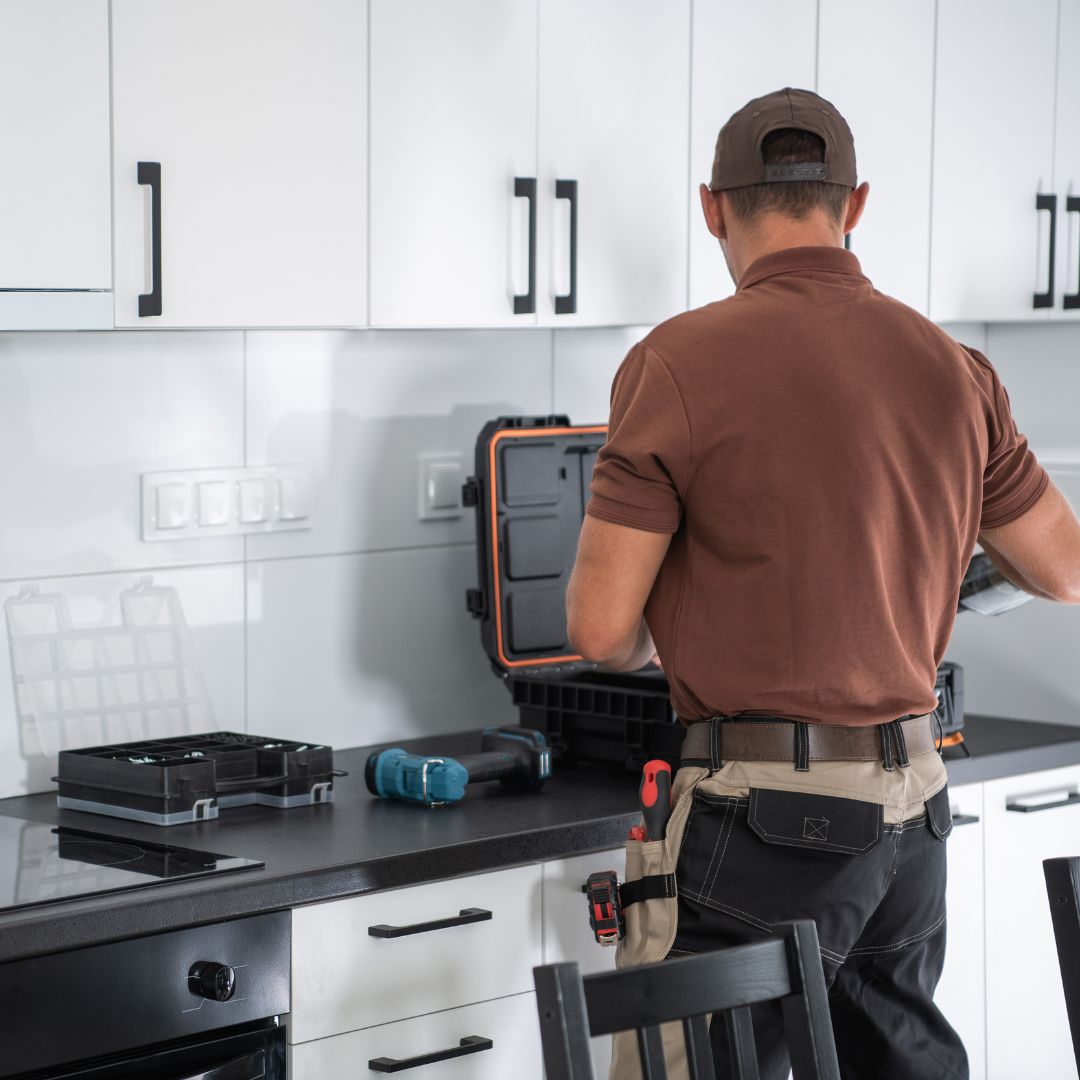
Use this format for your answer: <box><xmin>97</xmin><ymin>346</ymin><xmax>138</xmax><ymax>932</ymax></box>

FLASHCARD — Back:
<box><xmin>466</xmin><ymin>588</ymin><xmax>486</xmax><ymax>619</ymax></box>
<box><xmin>462</xmin><ymin>477</ymin><xmax>481</xmax><ymax>508</ymax></box>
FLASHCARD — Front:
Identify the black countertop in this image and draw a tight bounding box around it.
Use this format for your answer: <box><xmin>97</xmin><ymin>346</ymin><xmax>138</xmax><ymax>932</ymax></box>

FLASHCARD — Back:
<box><xmin>0</xmin><ymin>712</ymin><xmax>1077</xmax><ymax>965</ymax></box>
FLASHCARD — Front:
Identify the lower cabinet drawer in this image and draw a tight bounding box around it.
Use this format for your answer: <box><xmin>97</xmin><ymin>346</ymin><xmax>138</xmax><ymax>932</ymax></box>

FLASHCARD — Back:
<box><xmin>289</xmin><ymin>992</ymin><xmax>544</xmax><ymax>1080</ymax></box>
<box><xmin>290</xmin><ymin>863</ymin><xmax>543</xmax><ymax>1042</ymax></box>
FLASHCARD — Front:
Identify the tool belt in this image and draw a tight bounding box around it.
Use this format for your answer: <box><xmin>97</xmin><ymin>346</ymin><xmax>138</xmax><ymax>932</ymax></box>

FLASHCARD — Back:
<box><xmin>680</xmin><ymin>712</ymin><xmax>938</xmax><ymax>773</ymax></box>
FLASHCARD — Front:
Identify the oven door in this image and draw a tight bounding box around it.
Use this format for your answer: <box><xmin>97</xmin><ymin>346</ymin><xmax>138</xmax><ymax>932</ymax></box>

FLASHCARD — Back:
<box><xmin>41</xmin><ymin>1022</ymin><xmax>286</xmax><ymax>1080</ymax></box>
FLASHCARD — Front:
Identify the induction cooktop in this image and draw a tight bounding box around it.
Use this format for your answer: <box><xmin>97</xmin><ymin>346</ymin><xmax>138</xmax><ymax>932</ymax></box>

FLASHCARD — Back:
<box><xmin>0</xmin><ymin>815</ymin><xmax>263</xmax><ymax>913</ymax></box>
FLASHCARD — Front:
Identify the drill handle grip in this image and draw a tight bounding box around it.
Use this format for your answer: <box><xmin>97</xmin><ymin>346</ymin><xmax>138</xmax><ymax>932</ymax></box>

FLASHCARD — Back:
<box><xmin>454</xmin><ymin>751</ymin><xmax>517</xmax><ymax>784</ymax></box>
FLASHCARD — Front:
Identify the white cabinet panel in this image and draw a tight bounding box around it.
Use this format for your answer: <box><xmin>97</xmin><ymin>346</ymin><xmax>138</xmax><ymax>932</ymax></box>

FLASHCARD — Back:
<box><xmin>1054</xmin><ymin>0</ymin><xmax>1080</xmax><ymax>316</ymax></box>
<box><xmin>537</xmin><ymin>0</ymin><xmax>690</xmax><ymax>327</ymax></box>
<box><xmin>688</xmin><ymin>0</ymin><xmax>817</xmax><ymax>310</ymax></box>
<box><xmin>934</xmin><ymin>782</ymin><xmax>987</xmax><ymax>1080</ymax></box>
<box><xmin>817</xmin><ymin>0</ymin><xmax>935</xmax><ymax>315</ymax></box>
<box><xmin>290</xmin><ymin>864</ymin><xmax>543</xmax><ymax>1042</ymax></box>
<box><xmin>369</xmin><ymin>0</ymin><xmax>538</xmax><ymax>328</ymax></box>
<box><xmin>290</xmin><ymin>992</ymin><xmax>543</xmax><ymax>1080</ymax></box>
<box><xmin>0</xmin><ymin>0</ymin><xmax>110</xmax><ymax>292</ymax></box>
<box><xmin>112</xmin><ymin>0</ymin><xmax>367</xmax><ymax>328</ymax></box>
<box><xmin>984</xmin><ymin>765</ymin><xmax>1080</xmax><ymax>1079</ymax></box>
<box><xmin>930</xmin><ymin>0</ymin><xmax>1058</xmax><ymax>323</ymax></box>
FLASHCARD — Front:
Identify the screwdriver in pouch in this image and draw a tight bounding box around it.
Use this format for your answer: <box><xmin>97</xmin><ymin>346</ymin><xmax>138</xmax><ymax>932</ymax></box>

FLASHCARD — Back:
<box><xmin>639</xmin><ymin>759</ymin><xmax>673</xmax><ymax>841</ymax></box>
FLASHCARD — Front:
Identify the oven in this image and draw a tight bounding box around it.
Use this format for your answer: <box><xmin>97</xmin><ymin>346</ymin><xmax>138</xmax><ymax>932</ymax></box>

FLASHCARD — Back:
<box><xmin>0</xmin><ymin>911</ymin><xmax>289</xmax><ymax>1079</ymax></box>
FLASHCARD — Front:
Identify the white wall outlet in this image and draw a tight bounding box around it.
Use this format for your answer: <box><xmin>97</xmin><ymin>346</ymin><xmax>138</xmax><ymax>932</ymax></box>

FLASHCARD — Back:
<box><xmin>418</xmin><ymin>454</ymin><xmax>464</xmax><ymax>521</ymax></box>
<box><xmin>141</xmin><ymin>465</ymin><xmax>313</xmax><ymax>541</ymax></box>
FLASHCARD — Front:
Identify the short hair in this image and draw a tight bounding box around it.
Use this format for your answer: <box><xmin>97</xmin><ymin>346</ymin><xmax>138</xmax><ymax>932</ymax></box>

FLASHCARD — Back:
<box><xmin>722</xmin><ymin>128</ymin><xmax>850</xmax><ymax>228</ymax></box>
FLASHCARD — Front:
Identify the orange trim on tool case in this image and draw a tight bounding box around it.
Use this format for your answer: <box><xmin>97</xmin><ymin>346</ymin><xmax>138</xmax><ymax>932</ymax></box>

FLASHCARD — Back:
<box><xmin>488</xmin><ymin>425</ymin><xmax>607</xmax><ymax>669</ymax></box>
<box><xmin>938</xmin><ymin>732</ymin><xmax>965</xmax><ymax>748</ymax></box>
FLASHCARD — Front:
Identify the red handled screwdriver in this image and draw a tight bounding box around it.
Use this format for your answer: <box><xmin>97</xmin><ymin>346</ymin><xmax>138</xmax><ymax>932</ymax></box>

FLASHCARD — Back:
<box><xmin>639</xmin><ymin>759</ymin><xmax>673</xmax><ymax>841</ymax></box>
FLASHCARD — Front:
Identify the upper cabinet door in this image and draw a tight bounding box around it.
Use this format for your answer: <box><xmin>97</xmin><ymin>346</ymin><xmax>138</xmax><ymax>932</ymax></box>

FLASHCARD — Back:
<box><xmin>537</xmin><ymin>0</ymin><xmax>690</xmax><ymax>328</ymax></box>
<box><xmin>112</xmin><ymin>0</ymin><xmax>368</xmax><ymax>328</ymax></box>
<box><xmin>1054</xmin><ymin>0</ymin><xmax>1080</xmax><ymax>317</ymax></box>
<box><xmin>0</xmin><ymin>0</ymin><xmax>110</xmax><ymax>290</ymax></box>
<box><xmin>930</xmin><ymin>0</ymin><xmax>1058</xmax><ymax>324</ymax></box>
<box><xmin>369</xmin><ymin>0</ymin><xmax>539</xmax><ymax>328</ymax></box>
<box><xmin>688</xmin><ymin>1</ymin><xmax>817</xmax><ymax>311</ymax></box>
<box><xmin>818</xmin><ymin>0</ymin><xmax>935</xmax><ymax>315</ymax></box>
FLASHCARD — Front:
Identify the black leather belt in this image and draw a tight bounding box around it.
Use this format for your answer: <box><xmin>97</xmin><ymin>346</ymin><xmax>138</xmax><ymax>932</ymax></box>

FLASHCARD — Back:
<box><xmin>680</xmin><ymin>713</ymin><xmax>938</xmax><ymax>773</ymax></box>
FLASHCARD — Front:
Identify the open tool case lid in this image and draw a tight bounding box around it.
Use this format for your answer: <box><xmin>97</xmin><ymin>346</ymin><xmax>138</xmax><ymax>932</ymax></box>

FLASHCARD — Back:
<box><xmin>465</xmin><ymin>415</ymin><xmax>608</xmax><ymax>673</ymax></box>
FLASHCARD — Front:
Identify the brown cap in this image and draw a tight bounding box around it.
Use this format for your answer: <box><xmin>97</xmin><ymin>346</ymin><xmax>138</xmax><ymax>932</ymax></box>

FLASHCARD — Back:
<box><xmin>709</xmin><ymin>87</ymin><xmax>857</xmax><ymax>192</ymax></box>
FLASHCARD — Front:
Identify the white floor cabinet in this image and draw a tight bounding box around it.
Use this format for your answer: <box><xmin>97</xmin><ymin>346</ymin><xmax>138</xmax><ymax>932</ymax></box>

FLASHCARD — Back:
<box><xmin>111</xmin><ymin>0</ymin><xmax>368</xmax><ymax>328</ymax></box>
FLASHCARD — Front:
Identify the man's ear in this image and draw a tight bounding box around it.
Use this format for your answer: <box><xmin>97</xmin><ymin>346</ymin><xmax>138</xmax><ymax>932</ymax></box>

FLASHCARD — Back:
<box><xmin>844</xmin><ymin>181</ymin><xmax>870</xmax><ymax>235</ymax></box>
<box><xmin>699</xmin><ymin>183</ymin><xmax>727</xmax><ymax>241</ymax></box>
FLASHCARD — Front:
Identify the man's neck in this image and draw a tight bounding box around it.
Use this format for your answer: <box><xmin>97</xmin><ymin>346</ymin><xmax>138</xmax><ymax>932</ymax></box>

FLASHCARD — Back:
<box><xmin>729</xmin><ymin>220</ymin><xmax>845</xmax><ymax>285</ymax></box>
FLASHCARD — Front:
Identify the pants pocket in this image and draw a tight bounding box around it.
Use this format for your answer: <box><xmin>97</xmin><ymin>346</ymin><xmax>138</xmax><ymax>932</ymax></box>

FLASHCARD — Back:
<box><xmin>925</xmin><ymin>783</ymin><xmax>953</xmax><ymax>841</ymax></box>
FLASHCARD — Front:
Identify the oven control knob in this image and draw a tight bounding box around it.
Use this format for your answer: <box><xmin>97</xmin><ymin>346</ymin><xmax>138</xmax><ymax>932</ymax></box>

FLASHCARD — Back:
<box><xmin>188</xmin><ymin>961</ymin><xmax>236</xmax><ymax>1002</ymax></box>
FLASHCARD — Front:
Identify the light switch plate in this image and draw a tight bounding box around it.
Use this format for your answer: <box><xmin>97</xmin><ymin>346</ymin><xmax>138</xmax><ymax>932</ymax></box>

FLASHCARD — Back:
<box><xmin>141</xmin><ymin>465</ymin><xmax>313</xmax><ymax>541</ymax></box>
<box><xmin>418</xmin><ymin>453</ymin><xmax>464</xmax><ymax>520</ymax></box>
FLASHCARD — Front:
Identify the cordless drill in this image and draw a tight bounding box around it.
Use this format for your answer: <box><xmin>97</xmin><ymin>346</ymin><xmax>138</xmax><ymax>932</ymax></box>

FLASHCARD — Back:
<box><xmin>365</xmin><ymin>725</ymin><xmax>551</xmax><ymax>806</ymax></box>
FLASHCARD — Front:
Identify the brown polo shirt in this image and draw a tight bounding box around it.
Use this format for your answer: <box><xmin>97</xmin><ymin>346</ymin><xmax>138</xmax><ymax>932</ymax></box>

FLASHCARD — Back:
<box><xmin>587</xmin><ymin>245</ymin><xmax>1049</xmax><ymax>726</ymax></box>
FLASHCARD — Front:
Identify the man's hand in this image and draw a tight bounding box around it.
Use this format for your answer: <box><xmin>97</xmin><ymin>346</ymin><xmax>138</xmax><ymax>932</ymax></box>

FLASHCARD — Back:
<box><xmin>566</xmin><ymin>515</ymin><xmax>672</xmax><ymax>671</ymax></box>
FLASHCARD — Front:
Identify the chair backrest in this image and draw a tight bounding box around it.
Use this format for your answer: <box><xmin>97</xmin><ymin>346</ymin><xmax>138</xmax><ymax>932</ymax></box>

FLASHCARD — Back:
<box><xmin>1044</xmin><ymin>856</ymin><xmax>1080</xmax><ymax>1072</ymax></box>
<box><xmin>533</xmin><ymin>919</ymin><xmax>840</xmax><ymax>1080</ymax></box>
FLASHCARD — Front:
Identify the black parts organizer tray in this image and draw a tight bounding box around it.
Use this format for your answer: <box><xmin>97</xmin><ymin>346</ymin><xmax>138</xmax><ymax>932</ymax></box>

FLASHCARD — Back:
<box><xmin>466</xmin><ymin>416</ymin><xmax>965</xmax><ymax>773</ymax></box>
<box><xmin>56</xmin><ymin>732</ymin><xmax>334</xmax><ymax>826</ymax></box>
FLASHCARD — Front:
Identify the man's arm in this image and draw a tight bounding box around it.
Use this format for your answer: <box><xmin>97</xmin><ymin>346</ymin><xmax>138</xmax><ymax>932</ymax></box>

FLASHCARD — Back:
<box><xmin>978</xmin><ymin>479</ymin><xmax>1080</xmax><ymax>604</ymax></box>
<box><xmin>566</xmin><ymin>515</ymin><xmax>673</xmax><ymax>670</ymax></box>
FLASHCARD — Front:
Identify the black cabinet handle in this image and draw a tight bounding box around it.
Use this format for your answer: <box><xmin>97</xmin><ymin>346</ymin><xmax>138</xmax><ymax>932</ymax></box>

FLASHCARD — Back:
<box><xmin>950</xmin><ymin>813</ymin><xmax>980</xmax><ymax>827</ymax></box>
<box><xmin>513</xmin><ymin>177</ymin><xmax>537</xmax><ymax>314</ymax></box>
<box><xmin>1064</xmin><ymin>195</ymin><xmax>1080</xmax><ymax>309</ymax></box>
<box><xmin>1034</xmin><ymin>192</ymin><xmax>1057</xmax><ymax>309</ymax></box>
<box><xmin>368</xmin><ymin>907</ymin><xmax>492</xmax><ymax>939</ymax></box>
<box><xmin>1007</xmin><ymin>791</ymin><xmax>1080</xmax><ymax>814</ymax></box>
<box><xmin>555</xmin><ymin>178</ymin><xmax>578</xmax><ymax>315</ymax></box>
<box><xmin>137</xmin><ymin>161</ymin><xmax>163</xmax><ymax>317</ymax></box>
<box><xmin>369</xmin><ymin>1036</ymin><xmax>493</xmax><ymax>1073</ymax></box>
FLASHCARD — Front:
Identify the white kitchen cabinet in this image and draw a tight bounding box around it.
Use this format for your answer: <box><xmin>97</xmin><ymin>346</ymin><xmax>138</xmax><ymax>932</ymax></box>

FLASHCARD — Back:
<box><xmin>370</xmin><ymin>0</ymin><xmax>689</xmax><ymax>329</ymax></box>
<box><xmin>817</xmin><ymin>0</ymin><xmax>935</xmax><ymax>315</ymax></box>
<box><xmin>536</xmin><ymin>0</ymin><xmax>689</xmax><ymax>328</ymax></box>
<box><xmin>688</xmin><ymin>1</ymin><xmax>818</xmax><ymax>310</ymax></box>
<box><xmin>289</xmin><ymin>991</ymin><xmax>543</xmax><ymax>1080</ymax></box>
<box><xmin>0</xmin><ymin>0</ymin><xmax>112</xmax><ymax>328</ymax></box>
<box><xmin>1054</xmin><ymin>0</ymin><xmax>1080</xmax><ymax>317</ymax></box>
<box><xmin>930</xmin><ymin>0</ymin><xmax>1059</xmax><ymax>323</ymax></box>
<box><xmin>542</xmin><ymin>848</ymin><xmax>626</xmax><ymax>1080</ymax></box>
<box><xmin>934</xmin><ymin>782</ymin><xmax>987</xmax><ymax>1080</ymax></box>
<box><xmin>290</xmin><ymin>863</ymin><xmax>542</xmax><ymax>1044</ymax></box>
<box><xmin>111</xmin><ymin>0</ymin><xmax>367</xmax><ymax>328</ymax></box>
<box><xmin>984</xmin><ymin>764</ymin><xmax>1080</xmax><ymax>1079</ymax></box>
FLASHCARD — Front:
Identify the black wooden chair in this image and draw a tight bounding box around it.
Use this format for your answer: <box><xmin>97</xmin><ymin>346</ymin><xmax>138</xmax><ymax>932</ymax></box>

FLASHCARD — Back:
<box><xmin>1044</xmin><ymin>856</ymin><xmax>1080</xmax><ymax>1072</ymax></box>
<box><xmin>533</xmin><ymin>919</ymin><xmax>840</xmax><ymax>1080</ymax></box>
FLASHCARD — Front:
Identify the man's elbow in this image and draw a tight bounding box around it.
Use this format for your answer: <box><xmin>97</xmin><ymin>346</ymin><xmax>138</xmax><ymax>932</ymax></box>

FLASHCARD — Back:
<box><xmin>568</xmin><ymin>616</ymin><xmax>632</xmax><ymax>667</ymax></box>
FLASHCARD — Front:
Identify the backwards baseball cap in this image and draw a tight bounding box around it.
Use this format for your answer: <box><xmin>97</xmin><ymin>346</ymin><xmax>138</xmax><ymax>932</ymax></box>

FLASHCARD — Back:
<box><xmin>710</xmin><ymin>87</ymin><xmax>857</xmax><ymax>192</ymax></box>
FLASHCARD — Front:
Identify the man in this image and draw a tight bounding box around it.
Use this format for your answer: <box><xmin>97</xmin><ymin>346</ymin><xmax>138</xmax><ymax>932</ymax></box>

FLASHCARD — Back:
<box><xmin>567</xmin><ymin>87</ymin><xmax>1080</xmax><ymax>1080</ymax></box>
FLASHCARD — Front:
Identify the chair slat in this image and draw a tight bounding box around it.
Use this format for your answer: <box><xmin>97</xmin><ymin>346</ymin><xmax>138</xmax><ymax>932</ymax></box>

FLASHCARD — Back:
<box><xmin>1044</xmin><ymin>857</ymin><xmax>1080</xmax><ymax>1074</ymax></box>
<box><xmin>682</xmin><ymin>1014</ymin><xmax>714</xmax><ymax>1080</ymax></box>
<box><xmin>636</xmin><ymin>1024</ymin><xmax>668</xmax><ymax>1080</ymax></box>
<box><xmin>777</xmin><ymin>922</ymin><xmax>842</xmax><ymax>1080</ymax></box>
<box><xmin>533</xmin><ymin>962</ymin><xmax>597</xmax><ymax>1080</ymax></box>
<box><xmin>724</xmin><ymin>1006</ymin><xmax>760</xmax><ymax>1080</ymax></box>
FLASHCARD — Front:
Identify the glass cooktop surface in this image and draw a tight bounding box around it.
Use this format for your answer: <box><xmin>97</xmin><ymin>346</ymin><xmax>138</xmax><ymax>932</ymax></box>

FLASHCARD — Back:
<box><xmin>0</xmin><ymin>815</ymin><xmax>263</xmax><ymax>912</ymax></box>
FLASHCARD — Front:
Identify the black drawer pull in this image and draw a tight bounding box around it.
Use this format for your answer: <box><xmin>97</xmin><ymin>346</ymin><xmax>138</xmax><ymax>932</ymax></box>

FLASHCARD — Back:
<box><xmin>368</xmin><ymin>907</ymin><xmax>492</xmax><ymax>939</ymax></box>
<box><xmin>1033</xmin><ymin>192</ymin><xmax>1057</xmax><ymax>309</ymax></box>
<box><xmin>369</xmin><ymin>1035</ymin><xmax>493</xmax><ymax>1072</ymax></box>
<box><xmin>1006</xmin><ymin>792</ymin><xmax>1080</xmax><ymax>814</ymax></box>
<box><xmin>513</xmin><ymin>177</ymin><xmax>537</xmax><ymax>314</ymax></box>
<box><xmin>555</xmin><ymin>178</ymin><xmax>578</xmax><ymax>314</ymax></box>
<box><xmin>137</xmin><ymin>161</ymin><xmax>163</xmax><ymax>317</ymax></box>
<box><xmin>1065</xmin><ymin>195</ymin><xmax>1080</xmax><ymax>309</ymax></box>
<box><xmin>950</xmin><ymin>813</ymin><xmax>980</xmax><ymax>827</ymax></box>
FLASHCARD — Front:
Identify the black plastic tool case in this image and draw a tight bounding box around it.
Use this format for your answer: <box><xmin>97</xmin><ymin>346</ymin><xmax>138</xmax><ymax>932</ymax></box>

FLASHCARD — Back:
<box><xmin>56</xmin><ymin>732</ymin><xmax>334</xmax><ymax>825</ymax></box>
<box><xmin>466</xmin><ymin>416</ymin><xmax>964</xmax><ymax>772</ymax></box>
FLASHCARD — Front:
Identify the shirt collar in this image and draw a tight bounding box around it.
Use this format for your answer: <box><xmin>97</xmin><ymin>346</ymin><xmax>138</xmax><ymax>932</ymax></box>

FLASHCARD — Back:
<box><xmin>736</xmin><ymin>245</ymin><xmax>868</xmax><ymax>291</ymax></box>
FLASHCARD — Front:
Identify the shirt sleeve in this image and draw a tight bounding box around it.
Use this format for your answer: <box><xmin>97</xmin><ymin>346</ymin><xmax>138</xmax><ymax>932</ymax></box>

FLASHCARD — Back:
<box><xmin>963</xmin><ymin>344</ymin><xmax>1050</xmax><ymax>531</ymax></box>
<box><xmin>586</xmin><ymin>341</ymin><xmax>691</xmax><ymax>534</ymax></box>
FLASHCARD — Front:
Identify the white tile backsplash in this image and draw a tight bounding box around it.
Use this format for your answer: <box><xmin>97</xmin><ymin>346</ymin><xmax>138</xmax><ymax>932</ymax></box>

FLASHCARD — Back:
<box><xmin>0</xmin><ymin>331</ymin><xmax>244</xmax><ymax>581</ymax></box>
<box><xmin>246</xmin><ymin>545</ymin><xmax>513</xmax><ymax>750</ymax></box>
<box><xmin>245</xmin><ymin>329</ymin><xmax>553</xmax><ymax>559</ymax></box>
<box><xmin>0</xmin><ymin>564</ymin><xmax>244</xmax><ymax>798</ymax></box>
